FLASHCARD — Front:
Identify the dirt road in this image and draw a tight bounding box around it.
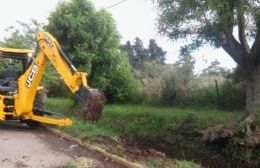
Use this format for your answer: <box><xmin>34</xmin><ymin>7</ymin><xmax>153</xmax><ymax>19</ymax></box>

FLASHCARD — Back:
<box><xmin>0</xmin><ymin>122</ymin><xmax>124</xmax><ymax>168</ymax></box>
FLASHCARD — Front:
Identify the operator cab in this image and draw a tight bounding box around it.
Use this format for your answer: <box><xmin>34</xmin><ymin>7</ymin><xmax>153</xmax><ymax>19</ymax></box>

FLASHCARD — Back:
<box><xmin>0</xmin><ymin>47</ymin><xmax>33</xmax><ymax>71</ymax></box>
<box><xmin>0</xmin><ymin>47</ymin><xmax>33</xmax><ymax>94</ymax></box>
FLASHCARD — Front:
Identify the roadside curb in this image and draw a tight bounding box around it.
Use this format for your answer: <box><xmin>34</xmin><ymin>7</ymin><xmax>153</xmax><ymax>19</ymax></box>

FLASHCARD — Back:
<box><xmin>45</xmin><ymin>127</ymin><xmax>145</xmax><ymax>168</ymax></box>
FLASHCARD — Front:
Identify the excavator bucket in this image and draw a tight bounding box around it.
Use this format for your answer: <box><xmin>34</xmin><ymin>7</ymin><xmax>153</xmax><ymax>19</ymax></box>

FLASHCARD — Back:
<box><xmin>74</xmin><ymin>86</ymin><xmax>105</xmax><ymax>121</ymax></box>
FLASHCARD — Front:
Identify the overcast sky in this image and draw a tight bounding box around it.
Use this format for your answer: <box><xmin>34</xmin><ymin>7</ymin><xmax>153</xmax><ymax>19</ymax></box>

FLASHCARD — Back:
<box><xmin>0</xmin><ymin>0</ymin><xmax>236</xmax><ymax>73</ymax></box>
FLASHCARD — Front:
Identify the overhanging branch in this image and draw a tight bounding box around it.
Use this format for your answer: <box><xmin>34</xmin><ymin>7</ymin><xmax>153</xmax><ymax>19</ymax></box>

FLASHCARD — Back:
<box><xmin>220</xmin><ymin>32</ymin><xmax>249</xmax><ymax>65</ymax></box>
<box><xmin>237</xmin><ymin>9</ymin><xmax>250</xmax><ymax>54</ymax></box>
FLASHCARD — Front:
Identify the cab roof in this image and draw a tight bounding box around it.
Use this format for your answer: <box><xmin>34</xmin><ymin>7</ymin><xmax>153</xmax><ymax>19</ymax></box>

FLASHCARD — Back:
<box><xmin>0</xmin><ymin>47</ymin><xmax>33</xmax><ymax>60</ymax></box>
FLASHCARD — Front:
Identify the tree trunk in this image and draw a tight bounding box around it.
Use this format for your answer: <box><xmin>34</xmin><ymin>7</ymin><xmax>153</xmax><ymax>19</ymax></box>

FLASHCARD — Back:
<box><xmin>244</xmin><ymin>66</ymin><xmax>260</xmax><ymax>136</ymax></box>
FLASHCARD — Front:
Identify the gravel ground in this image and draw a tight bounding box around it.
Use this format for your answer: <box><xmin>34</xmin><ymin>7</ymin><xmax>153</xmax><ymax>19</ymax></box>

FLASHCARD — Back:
<box><xmin>0</xmin><ymin>122</ymin><xmax>124</xmax><ymax>168</ymax></box>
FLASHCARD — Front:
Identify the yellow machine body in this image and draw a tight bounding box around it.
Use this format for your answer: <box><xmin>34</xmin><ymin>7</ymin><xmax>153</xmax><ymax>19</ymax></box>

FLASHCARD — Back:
<box><xmin>0</xmin><ymin>32</ymin><xmax>91</xmax><ymax>126</ymax></box>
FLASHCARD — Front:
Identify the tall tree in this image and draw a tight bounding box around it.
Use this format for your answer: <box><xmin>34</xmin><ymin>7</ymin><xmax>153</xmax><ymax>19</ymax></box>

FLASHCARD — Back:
<box><xmin>47</xmin><ymin>0</ymin><xmax>120</xmax><ymax>74</ymax></box>
<box><xmin>46</xmin><ymin>0</ymin><xmax>136</xmax><ymax>102</ymax></box>
<box><xmin>133</xmin><ymin>37</ymin><xmax>149</xmax><ymax>63</ymax></box>
<box><xmin>154</xmin><ymin>0</ymin><xmax>260</xmax><ymax>134</ymax></box>
<box><xmin>174</xmin><ymin>47</ymin><xmax>195</xmax><ymax>98</ymax></box>
<box><xmin>120</xmin><ymin>41</ymin><xmax>135</xmax><ymax>65</ymax></box>
<box><xmin>121</xmin><ymin>38</ymin><xmax>166</xmax><ymax>66</ymax></box>
<box><xmin>148</xmin><ymin>39</ymin><xmax>166</xmax><ymax>63</ymax></box>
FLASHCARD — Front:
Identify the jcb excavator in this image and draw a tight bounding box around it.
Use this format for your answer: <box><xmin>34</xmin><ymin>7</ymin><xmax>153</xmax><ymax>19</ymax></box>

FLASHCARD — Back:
<box><xmin>0</xmin><ymin>32</ymin><xmax>105</xmax><ymax>127</ymax></box>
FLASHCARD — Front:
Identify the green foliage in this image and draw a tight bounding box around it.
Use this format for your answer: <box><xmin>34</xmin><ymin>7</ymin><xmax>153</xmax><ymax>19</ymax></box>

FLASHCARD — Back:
<box><xmin>46</xmin><ymin>98</ymin><xmax>239</xmax><ymax>140</ymax></box>
<box><xmin>217</xmin><ymin>80</ymin><xmax>246</xmax><ymax>109</ymax></box>
<box><xmin>154</xmin><ymin>0</ymin><xmax>260</xmax><ymax>49</ymax></box>
<box><xmin>133</xmin><ymin>61</ymin><xmax>173</xmax><ymax>104</ymax></box>
<box><xmin>64</xmin><ymin>162</ymin><xmax>78</xmax><ymax>168</ymax></box>
<box><xmin>154</xmin><ymin>1</ymin><xmax>260</xmax><ymax>118</ymax></box>
<box><xmin>120</xmin><ymin>38</ymin><xmax>168</xmax><ymax>104</ymax></box>
<box><xmin>161</xmin><ymin>49</ymin><xmax>195</xmax><ymax>106</ymax></box>
<box><xmin>176</xmin><ymin>160</ymin><xmax>202</xmax><ymax>168</ymax></box>
<box><xmin>46</xmin><ymin>0</ymin><xmax>137</xmax><ymax>102</ymax></box>
<box><xmin>161</xmin><ymin>73</ymin><xmax>179</xmax><ymax>105</ymax></box>
<box><xmin>144</xmin><ymin>158</ymin><xmax>202</xmax><ymax>168</ymax></box>
<box><xmin>188</xmin><ymin>80</ymin><xmax>246</xmax><ymax>109</ymax></box>
<box><xmin>47</xmin><ymin>98</ymin><xmax>258</xmax><ymax>167</ymax></box>
<box><xmin>188</xmin><ymin>85</ymin><xmax>217</xmax><ymax>107</ymax></box>
<box><xmin>175</xmin><ymin>47</ymin><xmax>195</xmax><ymax>74</ymax></box>
<box><xmin>61</xmin><ymin>116</ymin><xmax>115</xmax><ymax>139</ymax></box>
<box><xmin>47</xmin><ymin>0</ymin><xmax>119</xmax><ymax>73</ymax></box>
<box><xmin>133</xmin><ymin>37</ymin><xmax>149</xmax><ymax>63</ymax></box>
<box><xmin>148</xmin><ymin>39</ymin><xmax>166</xmax><ymax>63</ymax></box>
<box><xmin>46</xmin><ymin>98</ymin><xmax>115</xmax><ymax>138</ymax></box>
<box><xmin>160</xmin><ymin>68</ymin><xmax>245</xmax><ymax>109</ymax></box>
<box><xmin>103</xmin><ymin>52</ymin><xmax>139</xmax><ymax>103</ymax></box>
<box><xmin>121</xmin><ymin>41</ymin><xmax>135</xmax><ymax>65</ymax></box>
<box><xmin>42</xmin><ymin>64</ymin><xmax>72</xmax><ymax>97</ymax></box>
<box><xmin>121</xmin><ymin>38</ymin><xmax>166</xmax><ymax>67</ymax></box>
<box><xmin>0</xmin><ymin>19</ymin><xmax>42</xmax><ymax>49</ymax></box>
<box><xmin>202</xmin><ymin>60</ymin><xmax>227</xmax><ymax>76</ymax></box>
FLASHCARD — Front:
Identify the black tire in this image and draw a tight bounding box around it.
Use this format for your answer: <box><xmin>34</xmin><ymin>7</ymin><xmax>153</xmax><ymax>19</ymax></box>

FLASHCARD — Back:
<box><xmin>26</xmin><ymin>92</ymin><xmax>44</xmax><ymax>128</ymax></box>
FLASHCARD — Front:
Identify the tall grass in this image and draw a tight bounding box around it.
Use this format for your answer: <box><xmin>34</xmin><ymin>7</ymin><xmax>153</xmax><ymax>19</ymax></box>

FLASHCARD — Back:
<box><xmin>188</xmin><ymin>81</ymin><xmax>245</xmax><ymax>110</ymax></box>
<box><xmin>45</xmin><ymin>98</ymin><xmax>241</xmax><ymax>140</ymax></box>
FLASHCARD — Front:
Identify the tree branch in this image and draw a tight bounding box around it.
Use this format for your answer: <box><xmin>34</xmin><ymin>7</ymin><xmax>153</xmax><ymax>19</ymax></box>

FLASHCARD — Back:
<box><xmin>220</xmin><ymin>32</ymin><xmax>249</xmax><ymax>65</ymax></box>
<box><xmin>217</xmin><ymin>2</ymin><xmax>250</xmax><ymax>67</ymax></box>
<box><xmin>237</xmin><ymin>9</ymin><xmax>250</xmax><ymax>54</ymax></box>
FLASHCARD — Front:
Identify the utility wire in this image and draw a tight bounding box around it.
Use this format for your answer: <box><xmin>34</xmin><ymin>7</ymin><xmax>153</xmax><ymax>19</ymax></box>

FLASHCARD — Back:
<box><xmin>105</xmin><ymin>0</ymin><xmax>127</xmax><ymax>9</ymax></box>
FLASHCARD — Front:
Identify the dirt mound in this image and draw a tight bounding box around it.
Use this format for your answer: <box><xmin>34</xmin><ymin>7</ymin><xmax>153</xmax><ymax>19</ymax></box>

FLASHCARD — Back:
<box><xmin>83</xmin><ymin>89</ymin><xmax>105</xmax><ymax>121</ymax></box>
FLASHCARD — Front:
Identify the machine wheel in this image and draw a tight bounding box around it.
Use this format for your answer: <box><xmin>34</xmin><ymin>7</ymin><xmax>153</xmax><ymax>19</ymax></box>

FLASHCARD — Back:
<box><xmin>26</xmin><ymin>93</ymin><xmax>44</xmax><ymax>128</ymax></box>
<box><xmin>26</xmin><ymin>119</ymin><xmax>40</xmax><ymax>128</ymax></box>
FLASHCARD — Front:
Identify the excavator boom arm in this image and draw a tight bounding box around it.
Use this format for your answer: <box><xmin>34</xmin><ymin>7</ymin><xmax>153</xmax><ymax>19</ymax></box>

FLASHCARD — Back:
<box><xmin>13</xmin><ymin>32</ymin><xmax>102</xmax><ymax>126</ymax></box>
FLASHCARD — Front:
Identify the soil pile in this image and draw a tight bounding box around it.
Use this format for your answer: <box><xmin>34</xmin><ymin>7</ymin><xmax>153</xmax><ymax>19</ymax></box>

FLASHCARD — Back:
<box><xmin>83</xmin><ymin>89</ymin><xmax>105</xmax><ymax>121</ymax></box>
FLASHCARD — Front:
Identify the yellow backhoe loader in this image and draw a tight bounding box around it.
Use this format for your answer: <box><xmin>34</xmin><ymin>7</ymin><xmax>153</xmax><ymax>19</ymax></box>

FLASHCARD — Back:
<box><xmin>0</xmin><ymin>32</ymin><xmax>105</xmax><ymax>127</ymax></box>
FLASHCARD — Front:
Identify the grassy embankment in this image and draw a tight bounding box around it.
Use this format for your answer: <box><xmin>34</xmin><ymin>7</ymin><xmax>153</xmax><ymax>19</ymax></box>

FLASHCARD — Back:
<box><xmin>45</xmin><ymin>98</ymin><xmax>245</xmax><ymax>168</ymax></box>
<box><xmin>45</xmin><ymin>98</ymin><xmax>239</xmax><ymax>140</ymax></box>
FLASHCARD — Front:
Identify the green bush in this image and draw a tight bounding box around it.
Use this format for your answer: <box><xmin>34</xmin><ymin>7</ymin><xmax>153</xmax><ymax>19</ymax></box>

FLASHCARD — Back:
<box><xmin>43</xmin><ymin>52</ymin><xmax>139</xmax><ymax>102</ymax></box>
<box><xmin>42</xmin><ymin>65</ymin><xmax>72</xmax><ymax>97</ymax></box>
<box><xmin>104</xmin><ymin>53</ymin><xmax>140</xmax><ymax>103</ymax></box>
<box><xmin>218</xmin><ymin>80</ymin><xmax>245</xmax><ymax>110</ymax></box>
<box><xmin>188</xmin><ymin>80</ymin><xmax>245</xmax><ymax>109</ymax></box>
<box><xmin>44</xmin><ymin>79</ymin><xmax>70</xmax><ymax>97</ymax></box>
<box><xmin>160</xmin><ymin>74</ymin><xmax>178</xmax><ymax>105</ymax></box>
<box><xmin>160</xmin><ymin>74</ymin><xmax>245</xmax><ymax>110</ymax></box>
<box><xmin>188</xmin><ymin>85</ymin><xmax>217</xmax><ymax>107</ymax></box>
<box><xmin>160</xmin><ymin>75</ymin><xmax>194</xmax><ymax>106</ymax></box>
